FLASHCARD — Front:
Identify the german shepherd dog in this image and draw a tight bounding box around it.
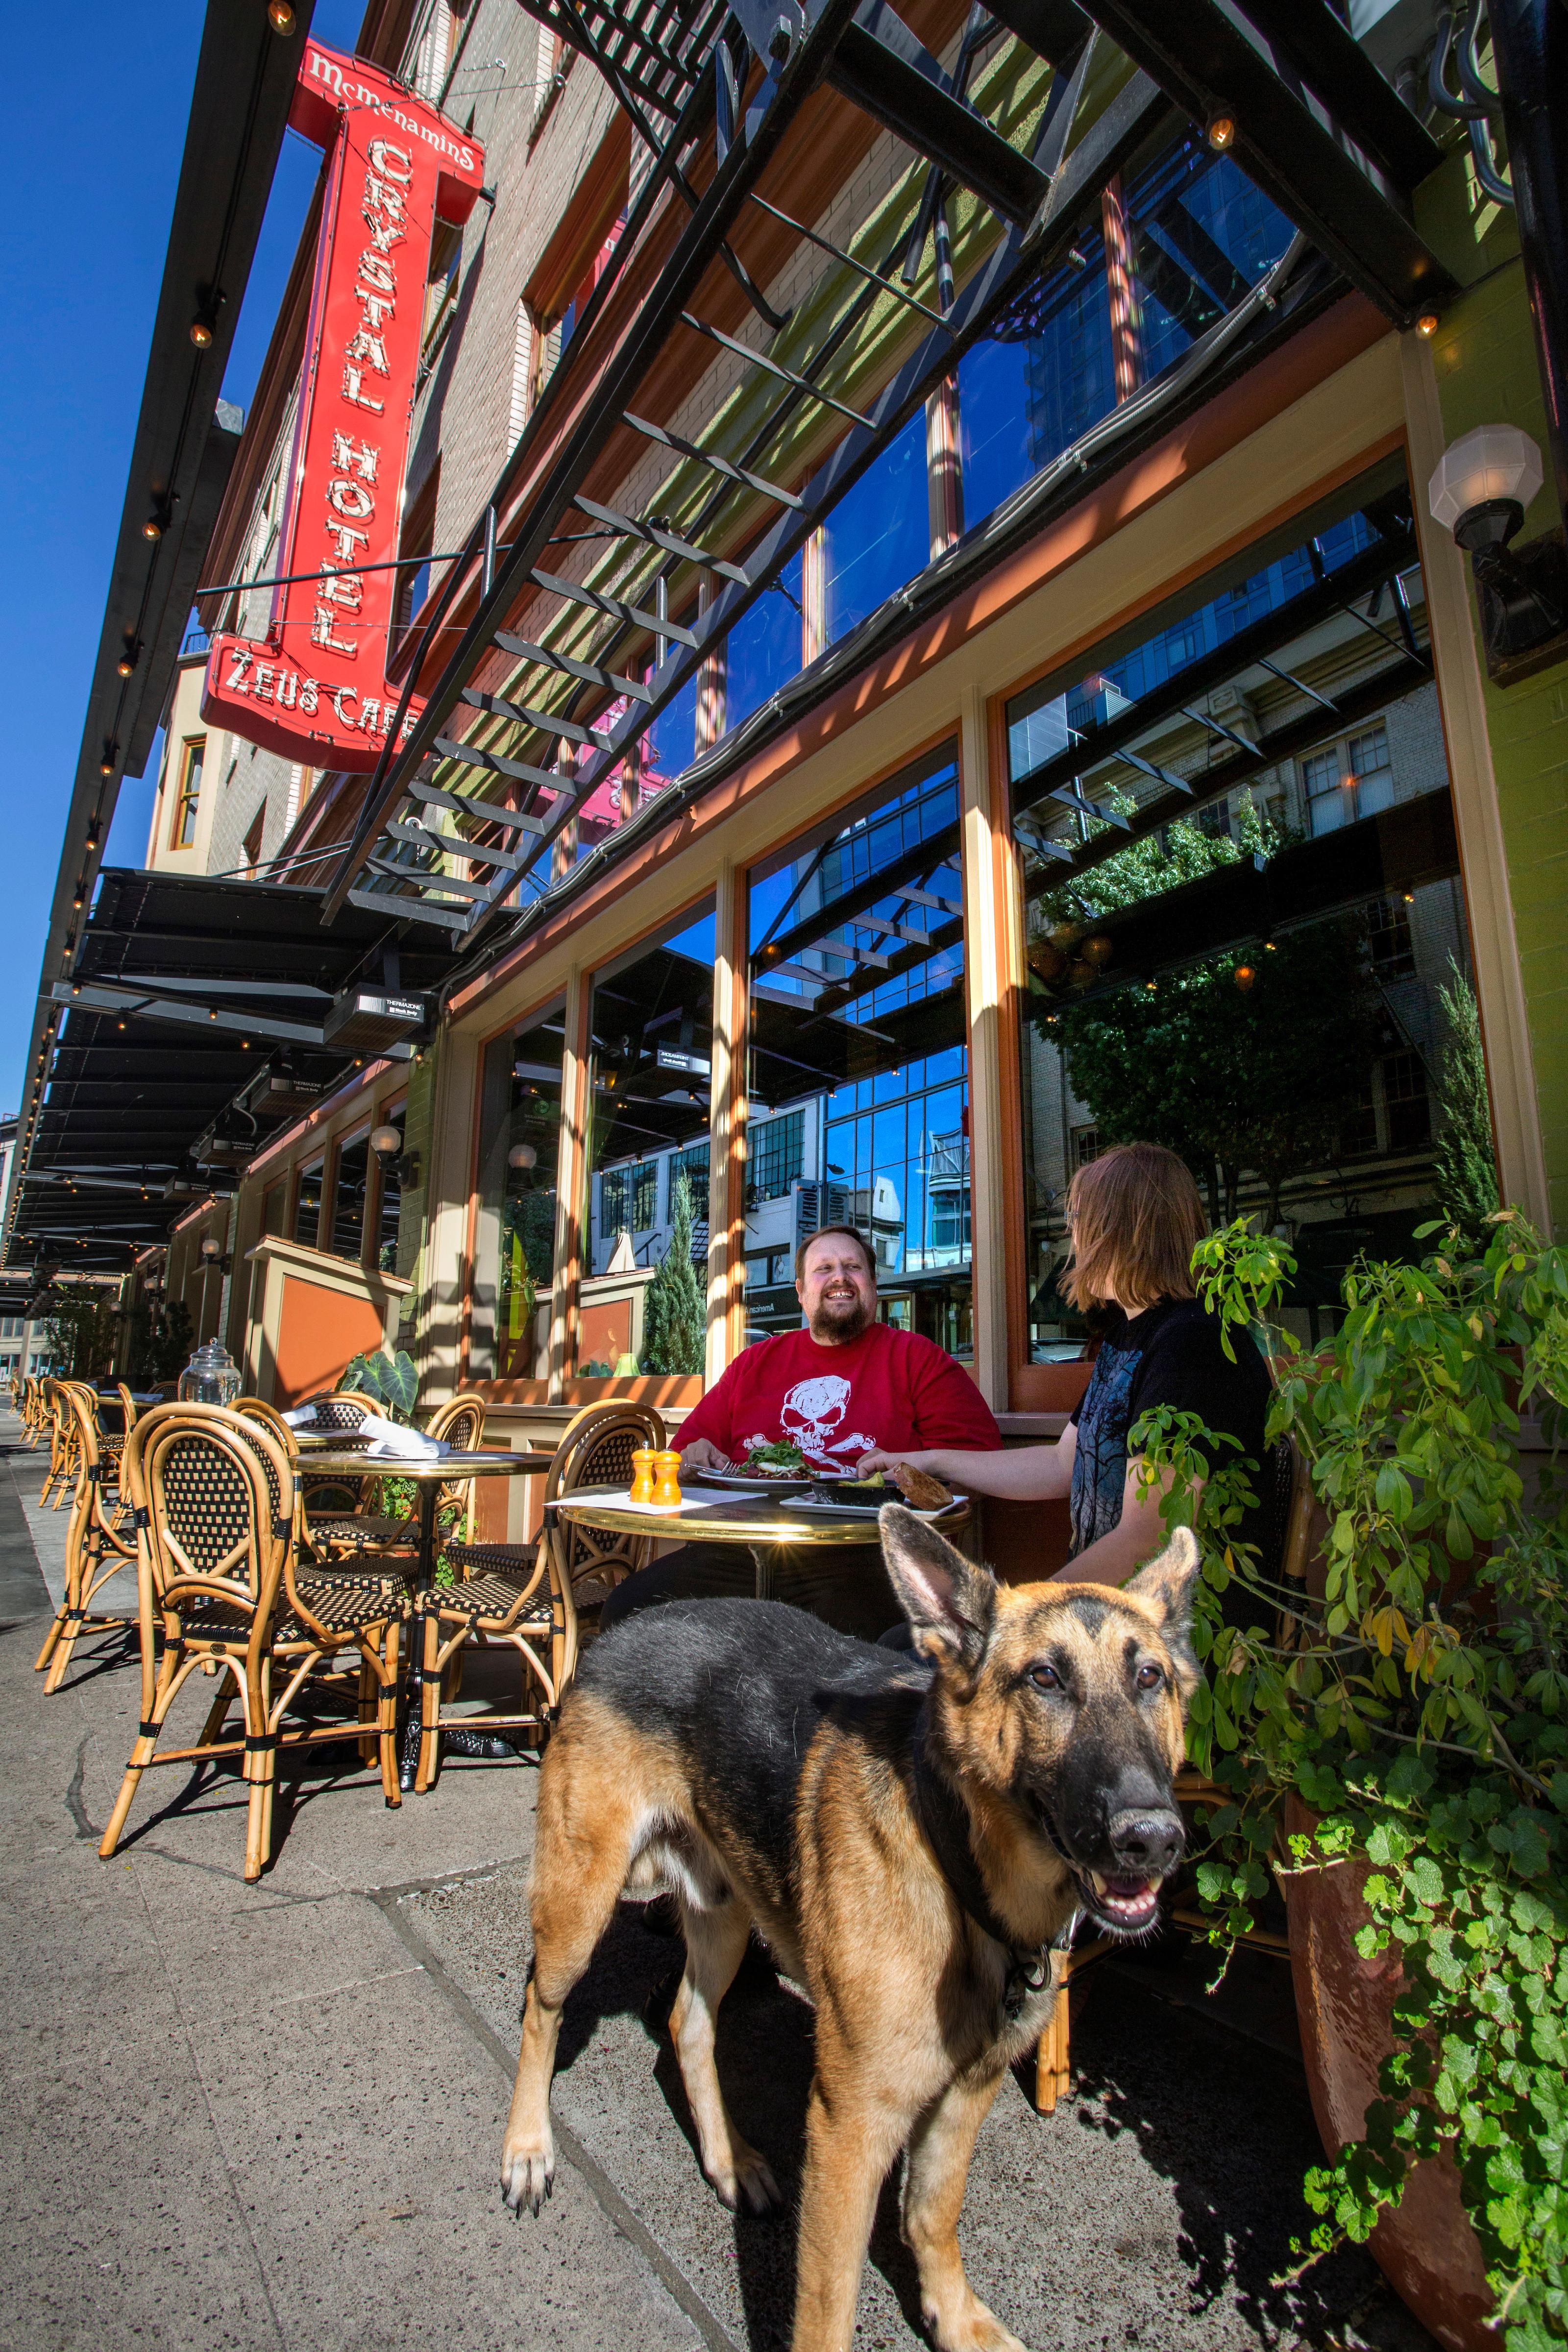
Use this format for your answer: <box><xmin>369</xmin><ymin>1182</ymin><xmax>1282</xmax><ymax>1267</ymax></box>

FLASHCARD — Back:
<box><xmin>502</xmin><ymin>1507</ymin><xmax>1201</xmax><ymax>2352</ymax></box>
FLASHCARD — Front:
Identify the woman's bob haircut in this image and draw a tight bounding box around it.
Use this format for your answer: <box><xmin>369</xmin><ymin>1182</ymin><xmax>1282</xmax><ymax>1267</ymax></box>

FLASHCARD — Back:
<box><xmin>1064</xmin><ymin>1141</ymin><xmax>1207</xmax><ymax>1314</ymax></box>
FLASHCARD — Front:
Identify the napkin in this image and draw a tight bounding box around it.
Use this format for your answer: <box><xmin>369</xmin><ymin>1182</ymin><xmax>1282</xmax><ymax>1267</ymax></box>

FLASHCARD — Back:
<box><xmin>546</xmin><ymin>1486</ymin><xmax>723</xmax><ymax>1516</ymax></box>
<box><xmin>357</xmin><ymin>1411</ymin><xmax>450</xmax><ymax>1460</ymax></box>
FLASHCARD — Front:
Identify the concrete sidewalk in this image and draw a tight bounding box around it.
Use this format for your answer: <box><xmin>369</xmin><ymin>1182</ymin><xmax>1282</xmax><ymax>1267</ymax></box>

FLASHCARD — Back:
<box><xmin>0</xmin><ymin>1416</ymin><xmax>1434</xmax><ymax>2352</ymax></box>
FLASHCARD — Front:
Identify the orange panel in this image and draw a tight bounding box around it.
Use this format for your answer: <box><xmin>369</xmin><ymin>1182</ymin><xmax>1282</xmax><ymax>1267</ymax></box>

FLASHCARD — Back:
<box><xmin>274</xmin><ymin>1275</ymin><xmax>387</xmax><ymax>1409</ymax></box>
<box><xmin>577</xmin><ymin>1297</ymin><xmax>632</xmax><ymax>1371</ymax></box>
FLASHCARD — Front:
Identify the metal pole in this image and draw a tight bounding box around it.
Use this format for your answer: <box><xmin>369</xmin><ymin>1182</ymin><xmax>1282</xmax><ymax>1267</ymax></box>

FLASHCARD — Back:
<box><xmin>1489</xmin><ymin>0</ymin><xmax>1568</xmax><ymax>520</ymax></box>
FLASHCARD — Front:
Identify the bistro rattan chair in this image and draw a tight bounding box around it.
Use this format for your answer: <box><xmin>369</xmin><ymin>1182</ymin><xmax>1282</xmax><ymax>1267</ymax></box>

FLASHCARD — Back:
<box><xmin>1033</xmin><ymin>1432</ymin><xmax>1313</xmax><ymax>2115</ymax></box>
<box><xmin>295</xmin><ymin>1391</ymin><xmax>438</xmax><ymax>1561</ymax></box>
<box><xmin>39</xmin><ymin>1378</ymin><xmax>81</xmax><ymax>1508</ymax></box>
<box><xmin>411</xmin><ymin>1401</ymin><xmax>662</xmax><ymax>1792</ymax></box>
<box><xmin>98</xmin><ymin>1404</ymin><xmax>406</xmax><ymax>1881</ymax></box>
<box><xmin>33</xmin><ymin>1382</ymin><xmax>139</xmax><ymax>1691</ymax></box>
<box><xmin>21</xmin><ymin>1374</ymin><xmax>48</xmax><ymax>1444</ymax></box>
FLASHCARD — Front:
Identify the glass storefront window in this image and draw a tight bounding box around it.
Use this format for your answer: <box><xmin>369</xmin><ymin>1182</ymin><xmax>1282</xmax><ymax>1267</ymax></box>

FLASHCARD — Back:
<box><xmin>586</xmin><ymin>902</ymin><xmax>716</xmax><ymax>1374</ymax></box>
<box><xmin>471</xmin><ymin>1004</ymin><xmax>565</xmax><ymax>1382</ymax></box>
<box><xmin>726</xmin><ymin>552</ymin><xmax>804</xmax><ymax>735</ymax></box>
<box><xmin>330</xmin><ymin>1128</ymin><xmax>370</xmax><ymax>1262</ymax></box>
<box><xmin>957</xmin><ymin>134</ymin><xmax>1292</xmax><ymax>535</ymax></box>
<box><xmin>823</xmin><ymin>415</ymin><xmax>929</xmax><ymax>645</ymax></box>
<box><xmin>1006</xmin><ymin>464</ymin><xmax>1490</xmax><ymax>1351</ymax></box>
<box><xmin>746</xmin><ymin>745</ymin><xmax>969</xmax><ymax>1351</ymax></box>
<box><xmin>294</xmin><ymin>1158</ymin><xmax>324</xmax><ymax>1250</ymax></box>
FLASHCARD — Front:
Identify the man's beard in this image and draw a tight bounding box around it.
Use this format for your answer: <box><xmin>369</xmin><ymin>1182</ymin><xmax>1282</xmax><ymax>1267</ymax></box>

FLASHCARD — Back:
<box><xmin>808</xmin><ymin>1289</ymin><xmax>874</xmax><ymax>1343</ymax></box>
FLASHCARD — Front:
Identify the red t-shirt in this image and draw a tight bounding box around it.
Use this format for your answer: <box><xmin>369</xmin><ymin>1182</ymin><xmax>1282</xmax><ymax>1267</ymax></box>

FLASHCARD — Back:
<box><xmin>677</xmin><ymin>1322</ymin><xmax>1002</xmax><ymax>1472</ymax></box>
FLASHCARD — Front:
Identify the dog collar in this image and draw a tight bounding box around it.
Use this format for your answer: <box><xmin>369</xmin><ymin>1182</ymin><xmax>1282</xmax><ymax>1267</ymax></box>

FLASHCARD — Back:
<box><xmin>910</xmin><ymin>1704</ymin><xmax>1079</xmax><ymax>2002</ymax></box>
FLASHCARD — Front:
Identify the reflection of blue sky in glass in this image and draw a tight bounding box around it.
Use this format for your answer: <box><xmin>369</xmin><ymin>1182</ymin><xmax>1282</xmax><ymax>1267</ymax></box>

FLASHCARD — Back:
<box><xmin>726</xmin><ymin>551</ymin><xmax>803</xmax><ymax>734</ymax></box>
<box><xmin>824</xmin><ymin>415</ymin><xmax>929</xmax><ymax>644</ymax></box>
<box><xmin>642</xmin><ymin>667</ymin><xmax>699</xmax><ymax>790</ymax></box>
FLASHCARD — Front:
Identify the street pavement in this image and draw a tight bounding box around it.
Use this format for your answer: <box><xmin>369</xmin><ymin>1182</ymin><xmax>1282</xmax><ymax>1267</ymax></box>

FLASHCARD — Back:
<box><xmin>0</xmin><ymin>1413</ymin><xmax>1435</xmax><ymax>2352</ymax></box>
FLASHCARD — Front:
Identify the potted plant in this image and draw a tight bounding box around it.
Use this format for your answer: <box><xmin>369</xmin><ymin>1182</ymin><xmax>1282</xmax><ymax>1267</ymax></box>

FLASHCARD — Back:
<box><xmin>1133</xmin><ymin>1212</ymin><xmax>1568</xmax><ymax>2352</ymax></box>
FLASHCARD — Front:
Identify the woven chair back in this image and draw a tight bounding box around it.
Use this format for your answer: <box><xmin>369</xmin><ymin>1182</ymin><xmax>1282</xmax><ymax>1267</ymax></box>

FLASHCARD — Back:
<box><xmin>302</xmin><ymin>1394</ymin><xmax>374</xmax><ymax>1431</ymax></box>
<box><xmin>116</xmin><ymin>1382</ymin><xmax>141</xmax><ymax>1432</ymax></box>
<box><xmin>425</xmin><ymin>1395</ymin><xmax>486</xmax><ymax>1450</ymax></box>
<box><xmin>124</xmin><ymin>1405</ymin><xmax>294</xmax><ymax>1621</ymax></box>
<box><xmin>546</xmin><ymin>1401</ymin><xmax>668</xmax><ymax>1599</ymax></box>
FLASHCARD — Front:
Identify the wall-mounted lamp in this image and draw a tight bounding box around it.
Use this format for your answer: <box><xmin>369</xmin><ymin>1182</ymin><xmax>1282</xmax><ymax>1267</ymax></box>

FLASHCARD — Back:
<box><xmin>198</xmin><ymin>1235</ymin><xmax>231</xmax><ymax>1275</ymax></box>
<box><xmin>372</xmin><ymin>1126</ymin><xmax>419</xmax><ymax>1188</ymax></box>
<box><xmin>508</xmin><ymin>1142</ymin><xmax>539</xmax><ymax>1173</ymax></box>
<box><xmin>1427</xmin><ymin>424</ymin><xmax>1568</xmax><ymax>683</ymax></box>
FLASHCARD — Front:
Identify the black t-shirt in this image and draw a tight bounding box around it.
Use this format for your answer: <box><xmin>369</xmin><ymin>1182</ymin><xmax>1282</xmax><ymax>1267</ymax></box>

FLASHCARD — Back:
<box><xmin>1068</xmin><ymin>1297</ymin><xmax>1271</xmax><ymax>1559</ymax></box>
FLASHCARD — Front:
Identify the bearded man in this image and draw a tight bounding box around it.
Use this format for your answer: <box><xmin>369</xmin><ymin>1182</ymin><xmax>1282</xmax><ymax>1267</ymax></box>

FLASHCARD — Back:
<box><xmin>599</xmin><ymin>1226</ymin><xmax>999</xmax><ymax>1638</ymax></box>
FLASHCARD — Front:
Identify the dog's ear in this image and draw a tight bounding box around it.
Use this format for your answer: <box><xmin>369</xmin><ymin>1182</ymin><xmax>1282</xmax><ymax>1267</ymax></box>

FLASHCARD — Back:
<box><xmin>1124</xmin><ymin>1525</ymin><xmax>1201</xmax><ymax>1683</ymax></box>
<box><xmin>879</xmin><ymin>1504</ymin><xmax>996</xmax><ymax>1675</ymax></box>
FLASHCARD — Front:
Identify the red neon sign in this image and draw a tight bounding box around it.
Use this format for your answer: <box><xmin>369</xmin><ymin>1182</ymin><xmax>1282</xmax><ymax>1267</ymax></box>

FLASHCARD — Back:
<box><xmin>202</xmin><ymin>41</ymin><xmax>485</xmax><ymax>771</ymax></box>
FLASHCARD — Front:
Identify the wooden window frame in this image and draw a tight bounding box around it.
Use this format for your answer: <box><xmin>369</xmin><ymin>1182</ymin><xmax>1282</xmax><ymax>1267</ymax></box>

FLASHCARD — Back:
<box><xmin>323</xmin><ymin>1120</ymin><xmax>371</xmax><ymax>1264</ymax></box>
<box><xmin>170</xmin><ymin>736</ymin><xmax>205</xmax><ymax>850</ymax></box>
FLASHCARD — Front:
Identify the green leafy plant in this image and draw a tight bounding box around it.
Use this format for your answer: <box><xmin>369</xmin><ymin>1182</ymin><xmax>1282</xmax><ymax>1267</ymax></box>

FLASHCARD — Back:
<box><xmin>131</xmin><ymin>1296</ymin><xmax>193</xmax><ymax>1385</ymax></box>
<box><xmin>338</xmin><ymin>1346</ymin><xmax>419</xmax><ymax>1421</ymax></box>
<box><xmin>40</xmin><ymin>1288</ymin><xmax>120</xmax><ymax>1382</ymax></box>
<box><xmin>640</xmin><ymin>1172</ymin><xmax>705</xmax><ymax>1375</ymax></box>
<box><xmin>1131</xmin><ymin>1213</ymin><xmax>1568</xmax><ymax>2349</ymax></box>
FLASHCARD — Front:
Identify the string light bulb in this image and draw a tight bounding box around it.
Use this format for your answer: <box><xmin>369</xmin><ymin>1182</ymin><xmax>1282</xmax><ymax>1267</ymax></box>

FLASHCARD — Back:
<box><xmin>189</xmin><ymin>316</ymin><xmax>215</xmax><ymax>350</ymax></box>
<box><xmin>1205</xmin><ymin>110</ymin><xmax>1236</xmax><ymax>151</ymax></box>
<box><xmin>1416</xmin><ymin>313</ymin><xmax>1439</xmax><ymax>340</ymax></box>
<box><xmin>268</xmin><ymin>0</ymin><xmax>295</xmax><ymax>29</ymax></box>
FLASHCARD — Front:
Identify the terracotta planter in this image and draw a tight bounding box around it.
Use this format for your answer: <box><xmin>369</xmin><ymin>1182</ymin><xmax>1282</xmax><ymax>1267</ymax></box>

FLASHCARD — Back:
<box><xmin>1284</xmin><ymin>1799</ymin><xmax>1497</xmax><ymax>2352</ymax></box>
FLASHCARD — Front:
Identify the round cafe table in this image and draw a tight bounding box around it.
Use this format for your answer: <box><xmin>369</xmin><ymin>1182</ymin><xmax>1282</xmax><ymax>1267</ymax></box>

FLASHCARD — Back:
<box><xmin>555</xmin><ymin>1485</ymin><xmax>970</xmax><ymax>1601</ymax></box>
<box><xmin>302</xmin><ymin>1445</ymin><xmax>553</xmax><ymax>1787</ymax></box>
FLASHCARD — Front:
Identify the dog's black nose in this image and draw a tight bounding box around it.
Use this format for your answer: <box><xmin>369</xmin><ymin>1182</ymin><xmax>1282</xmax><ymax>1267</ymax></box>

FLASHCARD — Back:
<box><xmin>1107</xmin><ymin>1807</ymin><xmax>1183</xmax><ymax>1877</ymax></box>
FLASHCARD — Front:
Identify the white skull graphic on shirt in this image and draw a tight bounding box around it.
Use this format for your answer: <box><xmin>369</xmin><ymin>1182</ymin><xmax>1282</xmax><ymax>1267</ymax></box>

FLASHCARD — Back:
<box><xmin>745</xmin><ymin>1373</ymin><xmax>875</xmax><ymax>1469</ymax></box>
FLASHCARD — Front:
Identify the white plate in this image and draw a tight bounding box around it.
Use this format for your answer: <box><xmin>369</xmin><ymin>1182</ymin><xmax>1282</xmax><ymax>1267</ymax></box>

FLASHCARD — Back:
<box><xmin>793</xmin><ymin>1490</ymin><xmax>965</xmax><ymax>1519</ymax></box>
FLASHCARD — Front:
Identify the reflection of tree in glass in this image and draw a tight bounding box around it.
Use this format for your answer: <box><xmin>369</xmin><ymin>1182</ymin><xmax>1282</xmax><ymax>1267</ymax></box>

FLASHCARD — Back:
<box><xmin>640</xmin><ymin>1173</ymin><xmax>705</xmax><ymax>1374</ymax></box>
<box><xmin>1432</xmin><ymin>967</ymin><xmax>1498</xmax><ymax>1249</ymax></box>
<box><xmin>1029</xmin><ymin>808</ymin><xmax>1380</xmax><ymax>1229</ymax></box>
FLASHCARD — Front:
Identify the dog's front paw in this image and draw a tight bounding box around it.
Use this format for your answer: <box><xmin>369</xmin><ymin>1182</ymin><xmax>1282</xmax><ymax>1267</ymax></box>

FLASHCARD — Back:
<box><xmin>922</xmin><ymin>2293</ymin><xmax>1029</xmax><ymax>2352</ymax></box>
<box><xmin>707</xmin><ymin>2136</ymin><xmax>783</xmax><ymax>2217</ymax></box>
<box><xmin>500</xmin><ymin>2128</ymin><xmax>556</xmax><ymax>2218</ymax></box>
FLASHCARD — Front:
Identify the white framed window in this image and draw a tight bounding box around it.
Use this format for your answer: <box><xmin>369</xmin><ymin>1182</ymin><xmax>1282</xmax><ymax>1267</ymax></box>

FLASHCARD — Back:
<box><xmin>1302</xmin><ymin>720</ymin><xmax>1392</xmax><ymax>835</ymax></box>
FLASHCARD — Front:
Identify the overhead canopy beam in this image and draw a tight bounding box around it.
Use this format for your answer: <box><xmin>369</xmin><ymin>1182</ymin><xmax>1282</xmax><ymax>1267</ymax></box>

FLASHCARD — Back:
<box><xmin>1076</xmin><ymin>0</ymin><xmax>1456</xmax><ymax>322</ymax></box>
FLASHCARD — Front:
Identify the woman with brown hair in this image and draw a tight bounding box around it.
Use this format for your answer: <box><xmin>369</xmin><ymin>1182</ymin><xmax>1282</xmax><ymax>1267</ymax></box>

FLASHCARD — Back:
<box><xmin>858</xmin><ymin>1141</ymin><xmax>1271</xmax><ymax>1587</ymax></box>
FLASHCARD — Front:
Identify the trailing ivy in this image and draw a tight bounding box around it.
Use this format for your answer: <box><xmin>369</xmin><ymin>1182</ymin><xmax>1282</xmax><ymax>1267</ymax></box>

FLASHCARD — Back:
<box><xmin>1131</xmin><ymin>1213</ymin><xmax>1568</xmax><ymax>2349</ymax></box>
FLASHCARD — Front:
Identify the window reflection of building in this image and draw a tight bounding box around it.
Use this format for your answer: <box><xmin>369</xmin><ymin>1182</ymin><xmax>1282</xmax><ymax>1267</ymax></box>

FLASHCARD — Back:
<box><xmin>1008</xmin><ymin>461</ymin><xmax>1483</xmax><ymax>1353</ymax></box>
<box><xmin>745</xmin><ymin>747</ymin><xmax>971</xmax><ymax>1353</ymax></box>
<box><xmin>582</xmin><ymin>905</ymin><xmax>715</xmax><ymax>1371</ymax></box>
<box><xmin>471</xmin><ymin>1005</ymin><xmax>565</xmax><ymax>1383</ymax></box>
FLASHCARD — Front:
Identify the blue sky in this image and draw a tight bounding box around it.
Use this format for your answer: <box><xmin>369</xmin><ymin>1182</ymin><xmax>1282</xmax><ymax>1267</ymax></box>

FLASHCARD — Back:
<box><xmin>0</xmin><ymin>0</ymin><xmax>366</xmax><ymax>1122</ymax></box>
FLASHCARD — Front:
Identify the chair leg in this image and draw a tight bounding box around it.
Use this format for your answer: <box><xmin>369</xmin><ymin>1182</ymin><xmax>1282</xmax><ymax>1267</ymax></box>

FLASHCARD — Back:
<box><xmin>99</xmin><ymin>1647</ymin><xmax>190</xmax><ymax>1859</ymax></box>
<box><xmin>34</xmin><ymin>1603</ymin><xmax>70</xmax><ymax>1674</ymax></box>
<box><xmin>378</xmin><ymin>1622</ymin><xmax>402</xmax><ymax>1809</ymax></box>
<box><xmin>42</xmin><ymin>1600</ymin><xmax>89</xmax><ymax>1695</ymax></box>
<box><xmin>415</xmin><ymin>1610</ymin><xmax>450</xmax><ymax>1796</ymax></box>
<box><xmin>244</xmin><ymin>1666</ymin><xmax>276</xmax><ymax>1884</ymax></box>
<box><xmin>1035</xmin><ymin>1985</ymin><xmax>1070</xmax><ymax>2116</ymax></box>
<box><xmin>357</xmin><ymin>1654</ymin><xmax>378</xmax><ymax>1768</ymax></box>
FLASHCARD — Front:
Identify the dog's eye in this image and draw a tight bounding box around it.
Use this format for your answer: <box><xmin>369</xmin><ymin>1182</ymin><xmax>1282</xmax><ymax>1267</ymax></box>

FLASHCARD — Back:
<box><xmin>1135</xmin><ymin>1662</ymin><xmax>1163</xmax><ymax>1690</ymax></box>
<box><xmin>1028</xmin><ymin>1664</ymin><xmax>1062</xmax><ymax>1693</ymax></box>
